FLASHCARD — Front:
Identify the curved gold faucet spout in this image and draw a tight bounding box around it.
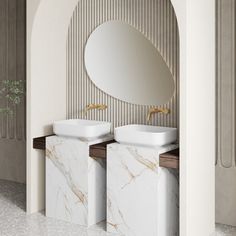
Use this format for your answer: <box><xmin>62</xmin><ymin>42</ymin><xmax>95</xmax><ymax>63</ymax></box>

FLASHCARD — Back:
<box><xmin>146</xmin><ymin>107</ymin><xmax>170</xmax><ymax>123</ymax></box>
<box><xmin>83</xmin><ymin>104</ymin><xmax>107</xmax><ymax>117</ymax></box>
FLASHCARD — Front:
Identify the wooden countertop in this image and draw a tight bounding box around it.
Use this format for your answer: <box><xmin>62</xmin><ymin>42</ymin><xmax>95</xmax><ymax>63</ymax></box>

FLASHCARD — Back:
<box><xmin>89</xmin><ymin>140</ymin><xmax>116</xmax><ymax>159</ymax></box>
<box><xmin>33</xmin><ymin>135</ymin><xmax>54</xmax><ymax>150</ymax></box>
<box><xmin>159</xmin><ymin>148</ymin><xmax>179</xmax><ymax>169</ymax></box>
<box><xmin>33</xmin><ymin>136</ymin><xmax>179</xmax><ymax>169</ymax></box>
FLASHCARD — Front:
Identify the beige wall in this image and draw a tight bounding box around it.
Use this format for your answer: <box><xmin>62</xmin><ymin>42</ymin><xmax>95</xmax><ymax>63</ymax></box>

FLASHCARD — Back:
<box><xmin>67</xmin><ymin>0</ymin><xmax>179</xmax><ymax>131</ymax></box>
<box><xmin>26</xmin><ymin>0</ymin><xmax>42</xmax><ymax>212</ymax></box>
<box><xmin>27</xmin><ymin>0</ymin><xmax>78</xmax><ymax>213</ymax></box>
<box><xmin>186</xmin><ymin>0</ymin><xmax>215</xmax><ymax>234</ymax></box>
<box><xmin>171</xmin><ymin>0</ymin><xmax>215</xmax><ymax>235</ymax></box>
<box><xmin>216</xmin><ymin>0</ymin><xmax>236</xmax><ymax>226</ymax></box>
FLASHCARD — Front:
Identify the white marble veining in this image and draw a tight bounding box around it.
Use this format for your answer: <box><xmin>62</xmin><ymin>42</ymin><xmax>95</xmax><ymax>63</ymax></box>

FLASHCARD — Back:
<box><xmin>46</xmin><ymin>135</ymin><xmax>112</xmax><ymax>227</ymax></box>
<box><xmin>107</xmin><ymin>143</ymin><xmax>179</xmax><ymax>236</ymax></box>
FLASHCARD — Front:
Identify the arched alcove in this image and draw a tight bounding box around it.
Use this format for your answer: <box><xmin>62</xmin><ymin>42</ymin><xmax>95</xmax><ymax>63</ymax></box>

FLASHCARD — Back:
<box><xmin>27</xmin><ymin>1</ymin><xmax>215</xmax><ymax>235</ymax></box>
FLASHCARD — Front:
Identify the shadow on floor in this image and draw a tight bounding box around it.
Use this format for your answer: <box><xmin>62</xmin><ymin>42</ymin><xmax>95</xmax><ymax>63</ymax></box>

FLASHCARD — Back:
<box><xmin>0</xmin><ymin>179</ymin><xmax>26</xmax><ymax>211</ymax></box>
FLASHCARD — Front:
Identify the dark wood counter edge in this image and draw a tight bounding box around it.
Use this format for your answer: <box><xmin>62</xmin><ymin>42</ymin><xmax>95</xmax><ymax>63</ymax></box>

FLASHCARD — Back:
<box><xmin>33</xmin><ymin>136</ymin><xmax>179</xmax><ymax>169</ymax></box>
<box><xmin>33</xmin><ymin>135</ymin><xmax>55</xmax><ymax>150</ymax></box>
<box><xmin>159</xmin><ymin>149</ymin><xmax>179</xmax><ymax>169</ymax></box>
<box><xmin>89</xmin><ymin>140</ymin><xmax>116</xmax><ymax>159</ymax></box>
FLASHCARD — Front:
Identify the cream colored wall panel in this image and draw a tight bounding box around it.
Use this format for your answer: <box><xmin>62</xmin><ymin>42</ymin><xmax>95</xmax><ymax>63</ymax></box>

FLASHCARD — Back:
<box><xmin>27</xmin><ymin>0</ymin><xmax>79</xmax><ymax>214</ymax></box>
<box><xmin>184</xmin><ymin>0</ymin><xmax>215</xmax><ymax>234</ymax></box>
<box><xmin>66</xmin><ymin>0</ymin><xmax>179</xmax><ymax>131</ymax></box>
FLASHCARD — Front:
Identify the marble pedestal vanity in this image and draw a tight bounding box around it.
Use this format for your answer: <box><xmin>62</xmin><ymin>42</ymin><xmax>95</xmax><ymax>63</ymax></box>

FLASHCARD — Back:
<box><xmin>45</xmin><ymin>120</ymin><xmax>112</xmax><ymax>227</ymax></box>
<box><xmin>34</xmin><ymin>119</ymin><xmax>180</xmax><ymax>236</ymax></box>
<box><xmin>33</xmin><ymin>16</ymin><xmax>180</xmax><ymax>235</ymax></box>
<box><xmin>107</xmin><ymin>143</ymin><xmax>179</xmax><ymax>236</ymax></box>
<box><xmin>106</xmin><ymin>125</ymin><xmax>179</xmax><ymax>236</ymax></box>
<box><xmin>46</xmin><ymin>135</ymin><xmax>111</xmax><ymax>227</ymax></box>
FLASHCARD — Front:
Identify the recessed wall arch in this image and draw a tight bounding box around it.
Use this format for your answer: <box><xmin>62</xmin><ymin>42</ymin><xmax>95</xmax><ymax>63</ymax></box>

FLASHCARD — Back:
<box><xmin>28</xmin><ymin>0</ymin><xmax>215</xmax><ymax>235</ymax></box>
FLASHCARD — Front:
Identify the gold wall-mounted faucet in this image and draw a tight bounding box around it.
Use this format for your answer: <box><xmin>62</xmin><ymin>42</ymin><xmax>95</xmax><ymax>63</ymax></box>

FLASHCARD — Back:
<box><xmin>146</xmin><ymin>107</ymin><xmax>170</xmax><ymax>123</ymax></box>
<box><xmin>83</xmin><ymin>104</ymin><xmax>107</xmax><ymax>116</ymax></box>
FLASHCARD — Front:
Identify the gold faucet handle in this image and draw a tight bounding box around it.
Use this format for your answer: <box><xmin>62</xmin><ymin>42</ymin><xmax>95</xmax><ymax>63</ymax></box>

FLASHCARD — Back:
<box><xmin>97</xmin><ymin>104</ymin><xmax>107</xmax><ymax>110</ymax></box>
<box><xmin>146</xmin><ymin>107</ymin><xmax>170</xmax><ymax>123</ymax></box>
<box><xmin>149</xmin><ymin>107</ymin><xmax>170</xmax><ymax>114</ymax></box>
<box><xmin>83</xmin><ymin>104</ymin><xmax>107</xmax><ymax>117</ymax></box>
<box><xmin>85</xmin><ymin>104</ymin><xmax>107</xmax><ymax>109</ymax></box>
<box><xmin>86</xmin><ymin>104</ymin><xmax>95</xmax><ymax>109</ymax></box>
<box><xmin>160</xmin><ymin>108</ymin><xmax>170</xmax><ymax>114</ymax></box>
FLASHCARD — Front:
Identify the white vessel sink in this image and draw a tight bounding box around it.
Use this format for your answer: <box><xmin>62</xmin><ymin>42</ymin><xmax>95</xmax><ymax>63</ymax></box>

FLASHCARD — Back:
<box><xmin>115</xmin><ymin>125</ymin><xmax>177</xmax><ymax>147</ymax></box>
<box><xmin>53</xmin><ymin>119</ymin><xmax>111</xmax><ymax>139</ymax></box>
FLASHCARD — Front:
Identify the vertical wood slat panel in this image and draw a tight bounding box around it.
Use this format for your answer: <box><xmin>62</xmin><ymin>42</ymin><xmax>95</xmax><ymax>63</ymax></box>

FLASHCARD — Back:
<box><xmin>216</xmin><ymin>0</ymin><xmax>236</xmax><ymax>168</ymax></box>
<box><xmin>7</xmin><ymin>0</ymin><xmax>17</xmax><ymax>139</ymax></box>
<box><xmin>0</xmin><ymin>0</ymin><xmax>7</xmax><ymax>138</ymax></box>
<box><xmin>67</xmin><ymin>0</ymin><xmax>179</xmax><ymax>133</ymax></box>
<box><xmin>16</xmin><ymin>0</ymin><xmax>26</xmax><ymax>140</ymax></box>
<box><xmin>0</xmin><ymin>0</ymin><xmax>26</xmax><ymax>141</ymax></box>
<box><xmin>216</xmin><ymin>1</ymin><xmax>236</xmax><ymax>225</ymax></box>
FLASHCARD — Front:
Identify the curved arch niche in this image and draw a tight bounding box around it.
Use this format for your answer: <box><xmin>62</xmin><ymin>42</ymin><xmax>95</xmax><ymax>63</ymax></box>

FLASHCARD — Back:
<box><xmin>27</xmin><ymin>1</ymin><xmax>216</xmax><ymax>236</ymax></box>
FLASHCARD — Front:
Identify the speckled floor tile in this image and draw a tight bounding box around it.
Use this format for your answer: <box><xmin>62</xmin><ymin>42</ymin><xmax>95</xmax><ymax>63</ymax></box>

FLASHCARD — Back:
<box><xmin>1</xmin><ymin>179</ymin><xmax>235</xmax><ymax>236</ymax></box>
<box><xmin>0</xmin><ymin>180</ymin><xmax>121</xmax><ymax>236</ymax></box>
<box><xmin>216</xmin><ymin>224</ymin><xmax>236</xmax><ymax>236</ymax></box>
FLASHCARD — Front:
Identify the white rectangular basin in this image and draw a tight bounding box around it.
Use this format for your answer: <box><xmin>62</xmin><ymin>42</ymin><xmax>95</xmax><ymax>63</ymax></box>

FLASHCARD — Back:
<box><xmin>114</xmin><ymin>124</ymin><xmax>177</xmax><ymax>147</ymax></box>
<box><xmin>53</xmin><ymin>119</ymin><xmax>111</xmax><ymax>139</ymax></box>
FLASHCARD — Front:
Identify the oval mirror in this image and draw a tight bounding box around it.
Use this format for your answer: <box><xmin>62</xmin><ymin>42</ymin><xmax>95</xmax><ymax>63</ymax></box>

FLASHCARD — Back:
<box><xmin>84</xmin><ymin>21</ymin><xmax>175</xmax><ymax>106</ymax></box>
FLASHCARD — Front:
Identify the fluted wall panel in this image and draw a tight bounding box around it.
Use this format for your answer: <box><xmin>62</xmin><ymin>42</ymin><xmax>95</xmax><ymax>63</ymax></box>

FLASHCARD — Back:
<box><xmin>216</xmin><ymin>0</ymin><xmax>235</xmax><ymax>168</ymax></box>
<box><xmin>216</xmin><ymin>0</ymin><xmax>236</xmax><ymax>227</ymax></box>
<box><xmin>66</xmin><ymin>0</ymin><xmax>179</xmax><ymax>131</ymax></box>
<box><xmin>0</xmin><ymin>0</ymin><xmax>26</xmax><ymax>141</ymax></box>
<box><xmin>0</xmin><ymin>0</ymin><xmax>26</xmax><ymax>183</ymax></box>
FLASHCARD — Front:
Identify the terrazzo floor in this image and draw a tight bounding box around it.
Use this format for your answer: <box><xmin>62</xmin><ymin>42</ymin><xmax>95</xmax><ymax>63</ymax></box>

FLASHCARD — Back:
<box><xmin>0</xmin><ymin>179</ymin><xmax>235</xmax><ymax>236</ymax></box>
<box><xmin>0</xmin><ymin>179</ymin><xmax>120</xmax><ymax>236</ymax></box>
<box><xmin>216</xmin><ymin>224</ymin><xmax>236</xmax><ymax>236</ymax></box>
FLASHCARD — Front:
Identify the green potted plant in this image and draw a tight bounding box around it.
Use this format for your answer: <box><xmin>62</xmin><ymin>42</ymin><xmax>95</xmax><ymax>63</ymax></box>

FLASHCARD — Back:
<box><xmin>0</xmin><ymin>80</ymin><xmax>25</xmax><ymax>115</ymax></box>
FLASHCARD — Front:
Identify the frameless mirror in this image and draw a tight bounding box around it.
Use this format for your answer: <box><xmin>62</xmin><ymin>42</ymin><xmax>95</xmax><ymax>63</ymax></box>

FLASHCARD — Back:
<box><xmin>84</xmin><ymin>21</ymin><xmax>175</xmax><ymax>106</ymax></box>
